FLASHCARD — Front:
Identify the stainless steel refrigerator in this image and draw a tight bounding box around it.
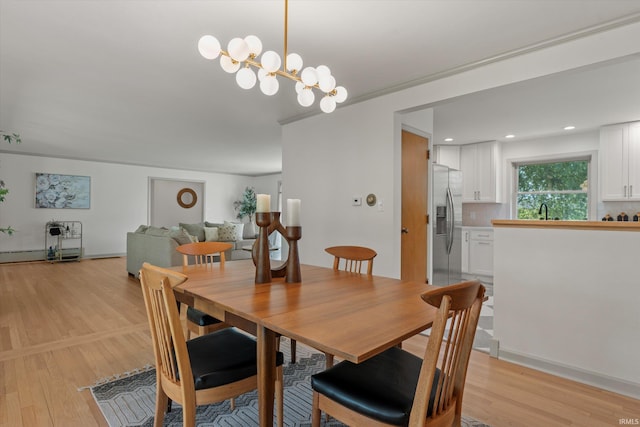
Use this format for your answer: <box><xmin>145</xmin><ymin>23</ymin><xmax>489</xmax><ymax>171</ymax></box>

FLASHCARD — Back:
<box><xmin>431</xmin><ymin>164</ymin><xmax>463</xmax><ymax>286</ymax></box>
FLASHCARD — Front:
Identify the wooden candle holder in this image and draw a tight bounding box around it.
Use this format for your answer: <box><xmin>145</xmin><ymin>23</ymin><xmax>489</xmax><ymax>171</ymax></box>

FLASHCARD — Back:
<box><xmin>254</xmin><ymin>212</ymin><xmax>272</xmax><ymax>284</ymax></box>
<box><xmin>251</xmin><ymin>212</ymin><xmax>302</xmax><ymax>283</ymax></box>
<box><xmin>285</xmin><ymin>226</ymin><xmax>302</xmax><ymax>283</ymax></box>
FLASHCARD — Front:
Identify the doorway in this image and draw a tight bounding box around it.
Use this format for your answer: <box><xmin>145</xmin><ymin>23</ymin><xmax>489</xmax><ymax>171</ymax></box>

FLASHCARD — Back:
<box><xmin>401</xmin><ymin>130</ymin><xmax>429</xmax><ymax>283</ymax></box>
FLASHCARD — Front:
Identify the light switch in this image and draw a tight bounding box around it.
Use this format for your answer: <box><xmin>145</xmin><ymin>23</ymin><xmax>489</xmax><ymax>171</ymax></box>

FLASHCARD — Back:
<box><xmin>352</xmin><ymin>196</ymin><xmax>362</xmax><ymax>206</ymax></box>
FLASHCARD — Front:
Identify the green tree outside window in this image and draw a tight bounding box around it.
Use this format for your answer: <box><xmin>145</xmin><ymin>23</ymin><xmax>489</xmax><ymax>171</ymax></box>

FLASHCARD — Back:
<box><xmin>516</xmin><ymin>159</ymin><xmax>589</xmax><ymax>220</ymax></box>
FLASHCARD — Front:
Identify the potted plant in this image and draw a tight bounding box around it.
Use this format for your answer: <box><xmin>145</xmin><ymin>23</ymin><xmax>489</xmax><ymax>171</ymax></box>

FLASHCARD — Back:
<box><xmin>233</xmin><ymin>186</ymin><xmax>257</xmax><ymax>238</ymax></box>
<box><xmin>0</xmin><ymin>131</ymin><xmax>20</xmax><ymax>234</ymax></box>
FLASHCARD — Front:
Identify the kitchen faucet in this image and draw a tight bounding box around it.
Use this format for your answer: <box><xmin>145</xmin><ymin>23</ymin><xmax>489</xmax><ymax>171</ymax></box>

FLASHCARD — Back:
<box><xmin>538</xmin><ymin>203</ymin><xmax>549</xmax><ymax>220</ymax></box>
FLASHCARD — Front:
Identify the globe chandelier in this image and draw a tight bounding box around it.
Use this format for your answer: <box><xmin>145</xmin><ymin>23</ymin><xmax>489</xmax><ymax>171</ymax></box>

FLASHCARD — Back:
<box><xmin>197</xmin><ymin>0</ymin><xmax>347</xmax><ymax>113</ymax></box>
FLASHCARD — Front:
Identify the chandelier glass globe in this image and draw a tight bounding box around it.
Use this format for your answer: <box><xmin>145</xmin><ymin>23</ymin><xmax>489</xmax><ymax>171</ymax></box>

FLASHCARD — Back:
<box><xmin>320</xmin><ymin>96</ymin><xmax>336</xmax><ymax>113</ymax></box>
<box><xmin>198</xmin><ymin>35</ymin><xmax>221</xmax><ymax>60</ymax></box>
<box><xmin>260</xmin><ymin>75</ymin><xmax>279</xmax><ymax>96</ymax></box>
<box><xmin>220</xmin><ymin>55</ymin><xmax>241</xmax><ymax>73</ymax></box>
<box><xmin>228</xmin><ymin>38</ymin><xmax>250</xmax><ymax>62</ymax></box>
<box><xmin>286</xmin><ymin>53</ymin><xmax>303</xmax><ymax>73</ymax></box>
<box><xmin>244</xmin><ymin>35</ymin><xmax>263</xmax><ymax>56</ymax></box>
<box><xmin>261</xmin><ymin>51</ymin><xmax>281</xmax><ymax>73</ymax></box>
<box><xmin>300</xmin><ymin>67</ymin><xmax>318</xmax><ymax>86</ymax></box>
<box><xmin>334</xmin><ymin>86</ymin><xmax>348</xmax><ymax>103</ymax></box>
<box><xmin>236</xmin><ymin>67</ymin><xmax>257</xmax><ymax>89</ymax></box>
<box><xmin>297</xmin><ymin>89</ymin><xmax>315</xmax><ymax>107</ymax></box>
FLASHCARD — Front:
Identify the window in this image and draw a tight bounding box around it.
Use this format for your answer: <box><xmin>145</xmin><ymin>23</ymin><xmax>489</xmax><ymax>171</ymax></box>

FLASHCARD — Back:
<box><xmin>514</xmin><ymin>157</ymin><xmax>590</xmax><ymax>220</ymax></box>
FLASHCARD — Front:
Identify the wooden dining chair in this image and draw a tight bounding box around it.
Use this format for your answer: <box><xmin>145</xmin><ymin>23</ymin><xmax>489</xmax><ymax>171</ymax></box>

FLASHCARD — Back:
<box><xmin>325</xmin><ymin>245</ymin><xmax>377</xmax><ymax>275</ymax></box>
<box><xmin>176</xmin><ymin>242</ymin><xmax>233</xmax><ymax>339</ymax></box>
<box><xmin>139</xmin><ymin>262</ymin><xmax>284</xmax><ymax>427</ymax></box>
<box><xmin>311</xmin><ymin>280</ymin><xmax>485</xmax><ymax>427</ymax></box>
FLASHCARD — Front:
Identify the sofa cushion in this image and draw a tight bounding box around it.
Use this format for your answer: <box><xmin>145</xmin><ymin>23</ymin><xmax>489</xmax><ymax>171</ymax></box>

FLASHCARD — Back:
<box><xmin>219</xmin><ymin>221</ymin><xmax>244</xmax><ymax>242</ymax></box>
<box><xmin>145</xmin><ymin>226</ymin><xmax>169</xmax><ymax>237</ymax></box>
<box><xmin>205</xmin><ymin>221</ymin><xmax>223</xmax><ymax>228</ymax></box>
<box><xmin>204</xmin><ymin>226</ymin><xmax>219</xmax><ymax>242</ymax></box>
<box><xmin>135</xmin><ymin>224</ymin><xmax>150</xmax><ymax>233</ymax></box>
<box><xmin>179</xmin><ymin>222</ymin><xmax>205</xmax><ymax>242</ymax></box>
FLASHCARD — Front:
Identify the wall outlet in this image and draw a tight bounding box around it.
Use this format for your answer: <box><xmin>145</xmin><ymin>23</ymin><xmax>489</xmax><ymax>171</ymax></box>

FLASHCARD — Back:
<box><xmin>352</xmin><ymin>196</ymin><xmax>362</xmax><ymax>206</ymax></box>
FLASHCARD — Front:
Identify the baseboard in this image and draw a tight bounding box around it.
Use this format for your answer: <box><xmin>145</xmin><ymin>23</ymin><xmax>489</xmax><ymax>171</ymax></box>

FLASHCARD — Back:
<box><xmin>498</xmin><ymin>347</ymin><xmax>640</xmax><ymax>399</ymax></box>
<box><xmin>0</xmin><ymin>250</ymin><xmax>126</xmax><ymax>264</ymax></box>
<box><xmin>0</xmin><ymin>249</ymin><xmax>46</xmax><ymax>263</ymax></box>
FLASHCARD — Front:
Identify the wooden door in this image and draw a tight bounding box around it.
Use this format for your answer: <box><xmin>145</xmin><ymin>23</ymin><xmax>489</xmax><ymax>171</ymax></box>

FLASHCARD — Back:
<box><xmin>401</xmin><ymin>130</ymin><xmax>428</xmax><ymax>283</ymax></box>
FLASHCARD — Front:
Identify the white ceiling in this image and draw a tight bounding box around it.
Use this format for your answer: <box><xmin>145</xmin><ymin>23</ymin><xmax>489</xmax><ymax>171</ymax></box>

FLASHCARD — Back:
<box><xmin>2</xmin><ymin>1</ymin><xmax>640</xmax><ymax>175</ymax></box>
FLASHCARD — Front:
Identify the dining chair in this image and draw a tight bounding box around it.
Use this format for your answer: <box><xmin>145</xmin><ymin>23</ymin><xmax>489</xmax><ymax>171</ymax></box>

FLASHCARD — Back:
<box><xmin>310</xmin><ymin>280</ymin><xmax>485</xmax><ymax>427</ymax></box>
<box><xmin>325</xmin><ymin>245</ymin><xmax>377</xmax><ymax>275</ymax></box>
<box><xmin>139</xmin><ymin>262</ymin><xmax>284</xmax><ymax>427</ymax></box>
<box><xmin>176</xmin><ymin>242</ymin><xmax>233</xmax><ymax>339</ymax></box>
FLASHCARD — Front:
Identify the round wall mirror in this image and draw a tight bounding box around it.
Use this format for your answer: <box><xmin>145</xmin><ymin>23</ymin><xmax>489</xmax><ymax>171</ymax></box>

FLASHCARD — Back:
<box><xmin>177</xmin><ymin>188</ymin><xmax>197</xmax><ymax>208</ymax></box>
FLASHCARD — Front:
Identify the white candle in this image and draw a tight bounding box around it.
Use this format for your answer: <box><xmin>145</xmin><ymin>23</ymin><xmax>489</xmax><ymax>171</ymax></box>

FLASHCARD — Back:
<box><xmin>256</xmin><ymin>194</ymin><xmax>271</xmax><ymax>213</ymax></box>
<box><xmin>287</xmin><ymin>199</ymin><xmax>301</xmax><ymax>226</ymax></box>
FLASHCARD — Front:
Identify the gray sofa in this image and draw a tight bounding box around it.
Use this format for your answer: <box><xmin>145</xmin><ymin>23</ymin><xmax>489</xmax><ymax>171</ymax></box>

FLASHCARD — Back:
<box><xmin>126</xmin><ymin>223</ymin><xmax>256</xmax><ymax>277</ymax></box>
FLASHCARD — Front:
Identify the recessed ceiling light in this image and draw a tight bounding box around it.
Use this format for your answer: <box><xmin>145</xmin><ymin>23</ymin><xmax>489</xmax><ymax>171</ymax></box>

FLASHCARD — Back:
<box><xmin>444</xmin><ymin>138</ymin><xmax>453</xmax><ymax>142</ymax></box>
<box><xmin>564</xmin><ymin>125</ymin><xmax>576</xmax><ymax>130</ymax></box>
<box><xmin>505</xmin><ymin>134</ymin><xmax>515</xmax><ymax>139</ymax></box>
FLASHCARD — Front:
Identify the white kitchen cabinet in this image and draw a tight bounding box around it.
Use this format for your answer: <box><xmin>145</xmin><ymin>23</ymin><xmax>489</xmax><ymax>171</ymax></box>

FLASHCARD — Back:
<box><xmin>600</xmin><ymin>122</ymin><xmax>640</xmax><ymax>201</ymax></box>
<box><xmin>460</xmin><ymin>141</ymin><xmax>501</xmax><ymax>202</ymax></box>
<box><xmin>462</xmin><ymin>227</ymin><xmax>493</xmax><ymax>278</ymax></box>
<box><xmin>433</xmin><ymin>145</ymin><xmax>460</xmax><ymax>170</ymax></box>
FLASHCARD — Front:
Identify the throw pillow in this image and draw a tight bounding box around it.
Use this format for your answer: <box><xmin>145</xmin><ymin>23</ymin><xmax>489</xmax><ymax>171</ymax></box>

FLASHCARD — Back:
<box><xmin>179</xmin><ymin>222</ymin><xmax>205</xmax><ymax>242</ymax></box>
<box><xmin>204</xmin><ymin>226</ymin><xmax>219</xmax><ymax>242</ymax></box>
<box><xmin>218</xmin><ymin>221</ymin><xmax>244</xmax><ymax>241</ymax></box>
<box><xmin>243</xmin><ymin>221</ymin><xmax>257</xmax><ymax>239</ymax></box>
<box><xmin>168</xmin><ymin>228</ymin><xmax>192</xmax><ymax>245</ymax></box>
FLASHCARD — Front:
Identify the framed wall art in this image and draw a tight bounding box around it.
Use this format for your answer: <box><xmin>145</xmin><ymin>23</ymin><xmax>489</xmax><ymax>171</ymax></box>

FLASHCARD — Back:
<box><xmin>35</xmin><ymin>173</ymin><xmax>91</xmax><ymax>209</ymax></box>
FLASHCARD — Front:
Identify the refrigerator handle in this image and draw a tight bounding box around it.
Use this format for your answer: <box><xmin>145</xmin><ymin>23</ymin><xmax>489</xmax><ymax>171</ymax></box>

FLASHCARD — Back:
<box><xmin>446</xmin><ymin>187</ymin><xmax>454</xmax><ymax>254</ymax></box>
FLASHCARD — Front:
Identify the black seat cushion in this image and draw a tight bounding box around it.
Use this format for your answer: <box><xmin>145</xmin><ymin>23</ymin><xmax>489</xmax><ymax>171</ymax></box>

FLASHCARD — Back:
<box><xmin>187</xmin><ymin>306</ymin><xmax>221</xmax><ymax>326</ymax></box>
<box><xmin>311</xmin><ymin>346</ymin><xmax>440</xmax><ymax>426</ymax></box>
<box><xmin>187</xmin><ymin>328</ymin><xmax>284</xmax><ymax>390</ymax></box>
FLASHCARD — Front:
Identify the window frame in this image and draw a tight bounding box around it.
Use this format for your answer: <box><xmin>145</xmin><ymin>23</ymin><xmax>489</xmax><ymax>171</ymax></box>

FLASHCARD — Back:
<box><xmin>509</xmin><ymin>152</ymin><xmax>597</xmax><ymax>220</ymax></box>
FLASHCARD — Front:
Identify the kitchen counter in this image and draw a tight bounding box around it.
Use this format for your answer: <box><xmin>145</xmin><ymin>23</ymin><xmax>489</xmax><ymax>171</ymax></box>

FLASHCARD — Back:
<box><xmin>492</xmin><ymin>219</ymin><xmax>640</xmax><ymax>231</ymax></box>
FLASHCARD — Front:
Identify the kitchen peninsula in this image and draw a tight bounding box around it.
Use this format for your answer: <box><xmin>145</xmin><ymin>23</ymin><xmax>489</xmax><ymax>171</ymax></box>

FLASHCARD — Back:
<box><xmin>492</xmin><ymin>219</ymin><xmax>640</xmax><ymax>399</ymax></box>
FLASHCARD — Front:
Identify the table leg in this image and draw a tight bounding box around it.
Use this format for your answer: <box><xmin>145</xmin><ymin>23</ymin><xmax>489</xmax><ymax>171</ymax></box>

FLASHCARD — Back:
<box><xmin>257</xmin><ymin>325</ymin><xmax>276</xmax><ymax>426</ymax></box>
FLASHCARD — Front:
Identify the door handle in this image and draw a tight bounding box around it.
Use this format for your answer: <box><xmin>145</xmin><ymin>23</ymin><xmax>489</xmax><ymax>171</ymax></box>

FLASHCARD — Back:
<box><xmin>401</xmin><ymin>227</ymin><xmax>409</xmax><ymax>234</ymax></box>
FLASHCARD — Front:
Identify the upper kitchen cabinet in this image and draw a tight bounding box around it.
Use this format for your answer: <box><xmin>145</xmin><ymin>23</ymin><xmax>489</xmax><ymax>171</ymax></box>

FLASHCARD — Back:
<box><xmin>433</xmin><ymin>145</ymin><xmax>460</xmax><ymax>170</ymax></box>
<box><xmin>460</xmin><ymin>141</ymin><xmax>502</xmax><ymax>203</ymax></box>
<box><xmin>600</xmin><ymin>122</ymin><xmax>640</xmax><ymax>201</ymax></box>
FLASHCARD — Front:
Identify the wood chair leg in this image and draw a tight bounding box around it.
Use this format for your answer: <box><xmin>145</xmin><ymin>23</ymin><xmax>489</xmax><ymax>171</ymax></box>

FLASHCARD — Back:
<box><xmin>276</xmin><ymin>366</ymin><xmax>284</xmax><ymax>427</ymax></box>
<box><xmin>154</xmin><ymin>386</ymin><xmax>168</xmax><ymax>427</ymax></box>
<box><xmin>311</xmin><ymin>391</ymin><xmax>321</xmax><ymax>427</ymax></box>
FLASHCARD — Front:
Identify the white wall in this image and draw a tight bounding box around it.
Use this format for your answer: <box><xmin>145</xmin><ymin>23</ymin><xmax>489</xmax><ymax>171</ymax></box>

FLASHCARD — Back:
<box><xmin>494</xmin><ymin>226</ymin><xmax>640</xmax><ymax>398</ymax></box>
<box><xmin>0</xmin><ymin>153</ymin><xmax>280</xmax><ymax>257</ymax></box>
<box><xmin>283</xmin><ymin>20</ymin><xmax>640</xmax><ymax>279</ymax></box>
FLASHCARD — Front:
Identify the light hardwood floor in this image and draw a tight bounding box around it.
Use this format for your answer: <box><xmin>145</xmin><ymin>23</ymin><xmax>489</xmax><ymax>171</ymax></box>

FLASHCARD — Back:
<box><xmin>0</xmin><ymin>257</ymin><xmax>638</xmax><ymax>426</ymax></box>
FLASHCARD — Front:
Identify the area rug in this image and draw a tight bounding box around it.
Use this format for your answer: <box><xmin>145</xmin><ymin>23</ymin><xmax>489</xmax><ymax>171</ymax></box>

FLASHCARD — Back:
<box><xmin>90</xmin><ymin>339</ymin><xmax>490</xmax><ymax>427</ymax></box>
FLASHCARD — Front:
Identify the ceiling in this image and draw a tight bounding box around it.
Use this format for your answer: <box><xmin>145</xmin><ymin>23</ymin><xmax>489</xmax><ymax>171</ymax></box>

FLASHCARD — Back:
<box><xmin>2</xmin><ymin>1</ymin><xmax>640</xmax><ymax>176</ymax></box>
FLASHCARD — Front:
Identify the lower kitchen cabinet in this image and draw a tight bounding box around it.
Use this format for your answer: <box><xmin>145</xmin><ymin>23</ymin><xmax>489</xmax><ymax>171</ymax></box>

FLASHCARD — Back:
<box><xmin>462</xmin><ymin>227</ymin><xmax>493</xmax><ymax>278</ymax></box>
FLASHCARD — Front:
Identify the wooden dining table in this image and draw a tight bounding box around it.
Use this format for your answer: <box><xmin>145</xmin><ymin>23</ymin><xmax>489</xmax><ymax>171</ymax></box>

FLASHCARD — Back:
<box><xmin>171</xmin><ymin>259</ymin><xmax>437</xmax><ymax>427</ymax></box>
